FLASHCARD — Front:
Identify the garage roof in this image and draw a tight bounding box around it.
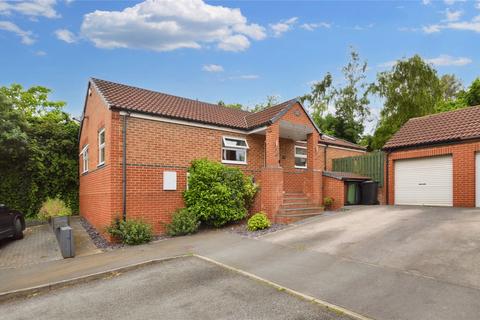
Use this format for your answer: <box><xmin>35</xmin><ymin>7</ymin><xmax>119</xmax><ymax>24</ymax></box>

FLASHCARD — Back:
<box><xmin>383</xmin><ymin>105</ymin><xmax>480</xmax><ymax>150</ymax></box>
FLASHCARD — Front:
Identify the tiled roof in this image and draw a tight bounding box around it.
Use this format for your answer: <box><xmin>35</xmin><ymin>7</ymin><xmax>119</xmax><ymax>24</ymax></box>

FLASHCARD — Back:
<box><xmin>383</xmin><ymin>106</ymin><xmax>480</xmax><ymax>150</ymax></box>
<box><xmin>323</xmin><ymin>171</ymin><xmax>372</xmax><ymax>181</ymax></box>
<box><xmin>245</xmin><ymin>99</ymin><xmax>296</xmax><ymax>129</ymax></box>
<box><xmin>89</xmin><ymin>78</ymin><xmax>364</xmax><ymax>150</ymax></box>
<box><xmin>91</xmin><ymin>78</ymin><xmax>251</xmax><ymax>129</ymax></box>
<box><xmin>319</xmin><ymin>135</ymin><xmax>367</xmax><ymax>151</ymax></box>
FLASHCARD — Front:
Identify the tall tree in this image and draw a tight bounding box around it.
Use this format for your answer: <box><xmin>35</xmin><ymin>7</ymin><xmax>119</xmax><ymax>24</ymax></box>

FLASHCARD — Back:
<box><xmin>0</xmin><ymin>84</ymin><xmax>79</xmax><ymax>216</ymax></box>
<box><xmin>250</xmin><ymin>95</ymin><xmax>279</xmax><ymax>112</ymax></box>
<box><xmin>217</xmin><ymin>100</ymin><xmax>244</xmax><ymax>110</ymax></box>
<box><xmin>464</xmin><ymin>77</ymin><xmax>480</xmax><ymax>106</ymax></box>
<box><xmin>302</xmin><ymin>48</ymin><xmax>371</xmax><ymax>143</ymax></box>
<box><xmin>370</xmin><ymin>55</ymin><xmax>443</xmax><ymax>149</ymax></box>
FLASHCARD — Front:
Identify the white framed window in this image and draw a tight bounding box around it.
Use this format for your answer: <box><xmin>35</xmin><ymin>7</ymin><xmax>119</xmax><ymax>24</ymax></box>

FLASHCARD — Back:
<box><xmin>221</xmin><ymin>136</ymin><xmax>248</xmax><ymax>164</ymax></box>
<box><xmin>81</xmin><ymin>145</ymin><xmax>89</xmax><ymax>174</ymax></box>
<box><xmin>98</xmin><ymin>128</ymin><xmax>105</xmax><ymax>166</ymax></box>
<box><xmin>294</xmin><ymin>145</ymin><xmax>307</xmax><ymax>169</ymax></box>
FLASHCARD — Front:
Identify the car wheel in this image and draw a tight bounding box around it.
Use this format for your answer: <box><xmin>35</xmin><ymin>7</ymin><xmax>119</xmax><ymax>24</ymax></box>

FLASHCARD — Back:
<box><xmin>13</xmin><ymin>218</ymin><xmax>24</xmax><ymax>240</ymax></box>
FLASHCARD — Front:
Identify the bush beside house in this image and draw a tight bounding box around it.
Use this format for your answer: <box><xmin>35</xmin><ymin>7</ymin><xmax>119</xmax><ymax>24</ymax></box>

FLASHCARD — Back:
<box><xmin>166</xmin><ymin>159</ymin><xmax>258</xmax><ymax>235</ymax></box>
<box><xmin>183</xmin><ymin>159</ymin><xmax>258</xmax><ymax>227</ymax></box>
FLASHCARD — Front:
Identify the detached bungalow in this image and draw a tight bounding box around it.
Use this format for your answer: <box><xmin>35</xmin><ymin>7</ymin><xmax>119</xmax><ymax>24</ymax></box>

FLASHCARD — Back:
<box><xmin>79</xmin><ymin>78</ymin><xmax>365</xmax><ymax>235</ymax></box>
<box><xmin>383</xmin><ymin>106</ymin><xmax>480</xmax><ymax>207</ymax></box>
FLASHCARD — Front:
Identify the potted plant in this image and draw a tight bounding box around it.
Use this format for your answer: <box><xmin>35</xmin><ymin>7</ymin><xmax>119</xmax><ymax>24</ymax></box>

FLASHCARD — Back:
<box><xmin>323</xmin><ymin>196</ymin><xmax>334</xmax><ymax>211</ymax></box>
<box><xmin>38</xmin><ymin>198</ymin><xmax>72</xmax><ymax>230</ymax></box>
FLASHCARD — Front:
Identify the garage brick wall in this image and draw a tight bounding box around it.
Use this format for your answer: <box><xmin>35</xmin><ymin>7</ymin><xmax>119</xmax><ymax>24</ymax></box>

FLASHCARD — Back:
<box><xmin>387</xmin><ymin>140</ymin><xmax>480</xmax><ymax>207</ymax></box>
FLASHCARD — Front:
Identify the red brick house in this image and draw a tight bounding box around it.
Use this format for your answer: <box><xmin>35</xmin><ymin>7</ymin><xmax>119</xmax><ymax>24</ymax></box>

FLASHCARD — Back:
<box><xmin>79</xmin><ymin>78</ymin><xmax>366</xmax><ymax>235</ymax></box>
<box><xmin>383</xmin><ymin>106</ymin><xmax>480</xmax><ymax>207</ymax></box>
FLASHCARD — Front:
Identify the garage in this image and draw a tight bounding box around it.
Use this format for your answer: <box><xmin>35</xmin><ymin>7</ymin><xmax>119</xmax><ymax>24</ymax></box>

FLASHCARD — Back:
<box><xmin>477</xmin><ymin>153</ymin><xmax>480</xmax><ymax>207</ymax></box>
<box><xmin>394</xmin><ymin>156</ymin><xmax>453</xmax><ymax>206</ymax></box>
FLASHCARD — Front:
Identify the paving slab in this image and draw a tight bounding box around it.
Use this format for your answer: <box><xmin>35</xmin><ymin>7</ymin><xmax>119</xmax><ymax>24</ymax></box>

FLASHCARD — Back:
<box><xmin>0</xmin><ymin>224</ymin><xmax>61</xmax><ymax>269</ymax></box>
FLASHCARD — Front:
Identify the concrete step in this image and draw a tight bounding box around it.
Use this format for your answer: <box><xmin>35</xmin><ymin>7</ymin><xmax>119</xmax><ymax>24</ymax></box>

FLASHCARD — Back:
<box><xmin>275</xmin><ymin>212</ymin><xmax>324</xmax><ymax>224</ymax></box>
<box><xmin>279</xmin><ymin>207</ymin><xmax>324</xmax><ymax>215</ymax></box>
<box><xmin>283</xmin><ymin>192</ymin><xmax>305</xmax><ymax>197</ymax></box>
<box><xmin>276</xmin><ymin>211</ymin><xmax>324</xmax><ymax>218</ymax></box>
<box><xmin>281</xmin><ymin>202</ymin><xmax>311</xmax><ymax>207</ymax></box>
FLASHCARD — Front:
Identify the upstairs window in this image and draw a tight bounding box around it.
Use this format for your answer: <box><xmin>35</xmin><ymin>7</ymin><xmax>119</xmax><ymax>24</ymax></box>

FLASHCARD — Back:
<box><xmin>294</xmin><ymin>146</ymin><xmax>307</xmax><ymax>168</ymax></box>
<box><xmin>98</xmin><ymin>128</ymin><xmax>105</xmax><ymax>166</ymax></box>
<box><xmin>81</xmin><ymin>145</ymin><xmax>89</xmax><ymax>173</ymax></box>
<box><xmin>221</xmin><ymin>136</ymin><xmax>248</xmax><ymax>164</ymax></box>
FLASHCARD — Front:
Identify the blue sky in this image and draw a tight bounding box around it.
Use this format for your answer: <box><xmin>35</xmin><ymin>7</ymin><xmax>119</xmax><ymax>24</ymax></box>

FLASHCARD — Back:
<box><xmin>1</xmin><ymin>0</ymin><xmax>479</xmax><ymax>130</ymax></box>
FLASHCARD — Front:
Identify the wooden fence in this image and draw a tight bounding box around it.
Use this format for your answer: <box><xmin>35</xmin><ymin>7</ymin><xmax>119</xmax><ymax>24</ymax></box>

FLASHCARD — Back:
<box><xmin>332</xmin><ymin>151</ymin><xmax>385</xmax><ymax>186</ymax></box>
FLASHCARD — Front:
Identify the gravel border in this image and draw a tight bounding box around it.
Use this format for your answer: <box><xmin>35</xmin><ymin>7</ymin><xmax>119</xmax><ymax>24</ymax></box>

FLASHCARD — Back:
<box><xmin>227</xmin><ymin>222</ymin><xmax>289</xmax><ymax>238</ymax></box>
<box><xmin>79</xmin><ymin>217</ymin><xmax>169</xmax><ymax>250</ymax></box>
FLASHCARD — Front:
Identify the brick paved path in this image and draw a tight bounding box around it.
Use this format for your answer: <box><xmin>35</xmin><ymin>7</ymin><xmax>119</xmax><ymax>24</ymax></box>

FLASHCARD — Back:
<box><xmin>0</xmin><ymin>224</ymin><xmax>62</xmax><ymax>269</ymax></box>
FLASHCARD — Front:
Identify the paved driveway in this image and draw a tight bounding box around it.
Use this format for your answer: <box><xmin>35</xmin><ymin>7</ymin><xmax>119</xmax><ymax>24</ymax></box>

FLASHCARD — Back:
<box><xmin>264</xmin><ymin>205</ymin><xmax>480</xmax><ymax>290</ymax></box>
<box><xmin>0</xmin><ymin>224</ymin><xmax>62</xmax><ymax>269</ymax></box>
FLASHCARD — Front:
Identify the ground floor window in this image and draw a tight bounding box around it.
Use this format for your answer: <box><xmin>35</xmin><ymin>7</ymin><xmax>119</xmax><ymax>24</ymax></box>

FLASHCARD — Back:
<box><xmin>222</xmin><ymin>136</ymin><xmax>248</xmax><ymax>164</ymax></box>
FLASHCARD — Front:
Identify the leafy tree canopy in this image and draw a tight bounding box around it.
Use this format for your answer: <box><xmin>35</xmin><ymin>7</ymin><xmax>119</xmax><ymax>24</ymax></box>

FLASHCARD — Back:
<box><xmin>302</xmin><ymin>48</ymin><xmax>371</xmax><ymax>144</ymax></box>
<box><xmin>0</xmin><ymin>84</ymin><xmax>79</xmax><ymax>217</ymax></box>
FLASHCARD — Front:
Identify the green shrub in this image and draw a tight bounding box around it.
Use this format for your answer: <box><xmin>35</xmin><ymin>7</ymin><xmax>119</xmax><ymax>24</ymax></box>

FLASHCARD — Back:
<box><xmin>247</xmin><ymin>212</ymin><xmax>271</xmax><ymax>231</ymax></box>
<box><xmin>323</xmin><ymin>196</ymin><xmax>334</xmax><ymax>208</ymax></box>
<box><xmin>107</xmin><ymin>219</ymin><xmax>153</xmax><ymax>245</ymax></box>
<box><xmin>184</xmin><ymin>159</ymin><xmax>258</xmax><ymax>227</ymax></box>
<box><xmin>38</xmin><ymin>197</ymin><xmax>72</xmax><ymax>221</ymax></box>
<box><xmin>167</xmin><ymin>208</ymin><xmax>200</xmax><ymax>236</ymax></box>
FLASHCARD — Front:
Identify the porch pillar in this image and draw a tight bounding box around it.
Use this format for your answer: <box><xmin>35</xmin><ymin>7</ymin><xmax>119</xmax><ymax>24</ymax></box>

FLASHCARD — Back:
<box><xmin>261</xmin><ymin>122</ymin><xmax>283</xmax><ymax>221</ymax></box>
<box><xmin>305</xmin><ymin>131</ymin><xmax>323</xmax><ymax>205</ymax></box>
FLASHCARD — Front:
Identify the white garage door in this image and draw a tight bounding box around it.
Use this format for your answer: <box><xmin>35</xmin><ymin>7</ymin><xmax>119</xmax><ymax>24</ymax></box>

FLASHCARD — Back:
<box><xmin>394</xmin><ymin>156</ymin><xmax>453</xmax><ymax>206</ymax></box>
<box><xmin>476</xmin><ymin>153</ymin><xmax>480</xmax><ymax>207</ymax></box>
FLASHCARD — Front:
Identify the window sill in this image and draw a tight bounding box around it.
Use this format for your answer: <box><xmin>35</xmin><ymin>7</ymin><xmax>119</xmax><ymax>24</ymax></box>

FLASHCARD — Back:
<box><xmin>222</xmin><ymin>160</ymin><xmax>247</xmax><ymax>165</ymax></box>
<box><xmin>294</xmin><ymin>166</ymin><xmax>307</xmax><ymax>169</ymax></box>
<box><xmin>97</xmin><ymin>162</ymin><xmax>105</xmax><ymax>168</ymax></box>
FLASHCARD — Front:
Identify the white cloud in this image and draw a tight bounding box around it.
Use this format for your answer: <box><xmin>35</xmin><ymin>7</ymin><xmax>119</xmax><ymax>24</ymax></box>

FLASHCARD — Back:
<box><xmin>202</xmin><ymin>64</ymin><xmax>224</xmax><ymax>72</ymax></box>
<box><xmin>424</xmin><ymin>20</ymin><xmax>480</xmax><ymax>33</ymax></box>
<box><xmin>425</xmin><ymin>54</ymin><xmax>472</xmax><ymax>66</ymax></box>
<box><xmin>445</xmin><ymin>8</ymin><xmax>463</xmax><ymax>22</ymax></box>
<box><xmin>0</xmin><ymin>20</ymin><xmax>34</xmax><ymax>44</ymax></box>
<box><xmin>377</xmin><ymin>60</ymin><xmax>397</xmax><ymax>68</ymax></box>
<box><xmin>444</xmin><ymin>0</ymin><xmax>465</xmax><ymax>5</ymax></box>
<box><xmin>300</xmin><ymin>22</ymin><xmax>331</xmax><ymax>31</ymax></box>
<box><xmin>229</xmin><ymin>74</ymin><xmax>259</xmax><ymax>80</ymax></box>
<box><xmin>0</xmin><ymin>0</ymin><xmax>59</xmax><ymax>19</ymax></box>
<box><xmin>35</xmin><ymin>50</ymin><xmax>46</xmax><ymax>56</ymax></box>
<box><xmin>55</xmin><ymin>28</ymin><xmax>76</xmax><ymax>43</ymax></box>
<box><xmin>422</xmin><ymin>0</ymin><xmax>431</xmax><ymax>5</ymax></box>
<box><xmin>423</xmin><ymin>24</ymin><xmax>442</xmax><ymax>33</ymax></box>
<box><xmin>379</xmin><ymin>55</ymin><xmax>472</xmax><ymax>68</ymax></box>
<box><xmin>476</xmin><ymin>0</ymin><xmax>480</xmax><ymax>9</ymax></box>
<box><xmin>80</xmin><ymin>0</ymin><xmax>266</xmax><ymax>52</ymax></box>
<box><xmin>269</xmin><ymin>17</ymin><xmax>298</xmax><ymax>37</ymax></box>
<box><xmin>446</xmin><ymin>20</ymin><xmax>480</xmax><ymax>32</ymax></box>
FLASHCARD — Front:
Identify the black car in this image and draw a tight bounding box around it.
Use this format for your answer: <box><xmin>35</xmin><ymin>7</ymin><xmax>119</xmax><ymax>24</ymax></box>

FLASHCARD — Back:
<box><xmin>0</xmin><ymin>204</ymin><xmax>25</xmax><ymax>241</ymax></box>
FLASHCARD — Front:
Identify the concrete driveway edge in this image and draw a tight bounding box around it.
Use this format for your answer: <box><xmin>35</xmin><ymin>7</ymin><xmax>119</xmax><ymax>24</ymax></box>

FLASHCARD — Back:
<box><xmin>194</xmin><ymin>254</ymin><xmax>373</xmax><ymax>320</ymax></box>
<box><xmin>0</xmin><ymin>254</ymin><xmax>192</xmax><ymax>303</ymax></box>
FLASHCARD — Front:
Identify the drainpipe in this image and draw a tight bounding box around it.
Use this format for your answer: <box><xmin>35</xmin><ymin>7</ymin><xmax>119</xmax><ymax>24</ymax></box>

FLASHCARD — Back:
<box><xmin>121</xmin><ymin>111</ymin><xmax>130</xmax><ymax>221</ymax></box>
<box><xmin>324</xmin><ymin>145</ymin><xmax>328</xmax><ymax>171</ymax></box>
<box><xmin>385</xmin><ymin>151</ymin><xmax>389</xmax><ymax>205</ymax></box>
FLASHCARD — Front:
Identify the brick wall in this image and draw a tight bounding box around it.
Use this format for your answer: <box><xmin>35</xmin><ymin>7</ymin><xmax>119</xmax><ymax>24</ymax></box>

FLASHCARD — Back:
<box><xmin>79</xmin><ymin>85</ymin><xmax>121</xmax><ymax>236</ymax></box>
<box><xmin>387</xmin><ymin>140</ymin><xmax>480</xmax><ymax>207</ymax></box>
<box><xmin>322</xmin><ymin>176</ymin><xmax>345</xmax><ymax>210</ymax></box>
